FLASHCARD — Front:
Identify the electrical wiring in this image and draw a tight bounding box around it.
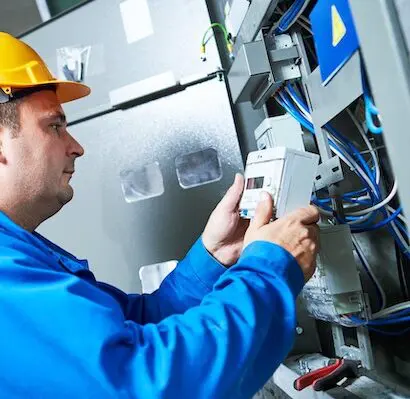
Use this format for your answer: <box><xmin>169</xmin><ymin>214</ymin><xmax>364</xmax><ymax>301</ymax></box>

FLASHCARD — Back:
<box><xmin>274</xmin><ymin>0</ymin><xmax>311</xmax><ymax>33</ymax></box>
<box><xmin>387</xmin><ymin>205</ymin><xmax>407</xmax><ymax>225</ymax></box>
<box><xmin>281</xmin><ymin>88</ymin><xmax>379</xmax><ymax>196</ymax></box>
<box><xmin>346</xmin><ymin>108</ymin><xmax>381</xmax><ymax>185</ymax></box>
<box><xmin>200</xmin><ymin>23</ymin><xmax>233</xmax><ymax>61</ymax></box>
<box><xmin>360</xmin><ymin>59</ymin><xmax>383</xmax><ymax>134</ymax></box>
<box><xmin>373</xmin><ymin>301</ymin><xmax>410</xmax><ymax>319</ymax></box>
<box><xmin>277</xmin><ymin>87</ymin><xmax>410</xmax><ymax>332</ymax></box>
<box><xmin>278</xmin><ymin>86</ymin><xmax>410</xmax><ymax>259</ymax></box>
<box><xmin>281</xmin><ymin>0</ymin><xmax>312</xmax><ymax>33</ymax></box>
<box><xmin>283</xmin><ymin>86</ymin><xmax>401</xmax><ymax>218</ymax></box>
<box><xmin>367</xmin><ymin>325</ymin><xmax>410</xmax><ymax>336</ymax></box>
<box><xmin>352</xmin><ymin>207</ymin><xmax>402</xmax><ymax>233</ymax></box>
<box><xmin>345</xmin><ymin>181</ymin><xmax>398</xmax><ymax>217</ymax></box>
<box><xmin>285</xmin><ymin>85</ymin><xmax>378</xmax><ymax>186</ymax></box>
<box><xmin>274</xmin><ymin>6</ymin><xmax>313</xmax><ymax>34</ymax></box>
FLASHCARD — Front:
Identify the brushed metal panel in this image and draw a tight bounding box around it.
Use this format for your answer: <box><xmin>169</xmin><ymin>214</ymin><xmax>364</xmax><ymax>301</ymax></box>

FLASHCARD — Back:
<box><xmin>22</xmin><ymin>0</ymin><xmax>220</xmax><ymax>123</ymax></box>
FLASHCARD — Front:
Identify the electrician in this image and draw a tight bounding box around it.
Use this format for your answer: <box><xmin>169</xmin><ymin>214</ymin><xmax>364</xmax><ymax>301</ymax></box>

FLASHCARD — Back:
<box><xmin>0</xmin><ymin>32</ymin><xmax>319</xmax><ymax>398</ymax></box>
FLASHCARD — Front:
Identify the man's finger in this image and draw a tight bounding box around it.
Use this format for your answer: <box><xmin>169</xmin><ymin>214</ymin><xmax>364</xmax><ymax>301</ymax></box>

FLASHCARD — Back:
<box><xmin>250</xmin><ymin>192</ymin><xmax>273</xmax><ymax>229</ymax></box>
<box><xmin>218</xmin><ymin>173</ymin><xmax>245</xmax><ymax>212</ymax></box>
<box><xmin>288</xmin><ymin>205</ymin><xmax>320</xmax><ymax>225</ymax></box>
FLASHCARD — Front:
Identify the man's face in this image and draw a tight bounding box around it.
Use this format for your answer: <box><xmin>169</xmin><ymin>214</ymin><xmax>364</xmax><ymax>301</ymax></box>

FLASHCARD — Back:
<box><xmin>0</xmin><ymin>90</ymin><xmax>84</xmax><ymax>213</ymax></box>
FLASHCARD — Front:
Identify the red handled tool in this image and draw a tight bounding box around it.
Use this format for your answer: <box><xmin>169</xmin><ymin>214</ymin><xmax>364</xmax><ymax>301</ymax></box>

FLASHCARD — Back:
<box><xmin>294</xmin><ymin>358</ymin><xmax>361</xmax><ymax>391</ymax></box>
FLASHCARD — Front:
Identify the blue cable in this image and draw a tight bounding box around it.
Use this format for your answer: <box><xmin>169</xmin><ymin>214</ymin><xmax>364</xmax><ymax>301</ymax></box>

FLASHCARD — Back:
<box><xmin>279</xmin><ymin>91</ymin><xmax>376</xmax><ymax>197</ymax></box>
<box><xmin>276</xmin><ymin>0</ymin><xmax>306</xmax><ymax>33</ymax></box>
<box><xmin>360</xmin><ymin>60</ymin><xmax>383</xmax><ymax>134</ymax></box>
<box><xmin>368</xmin><ymin>325</ymin><xmax>410</xmax><ymax>336</ymax></box>
<box><xmin>352</xmin><ymin>207</ymin><xmax>402</xmax><ymax>233</ymax></box>
<box><xmin>286</xmin><ymin>85</ymin><xmax>377</xmax><ymax>184</ymax></box>
<box><xmin>278</xmin><ymin>88</ymin><xmax>410</xmax><ymax>259</ymax></box>
<box><xmin>395</xmin><ymin>219</ymin><xmax>409</xmax><ymax>238</ymax></box>
<box><xmin>368</xmin><ymin>316</ymin><xmax>410</xmax><ymax>326</ymax></box>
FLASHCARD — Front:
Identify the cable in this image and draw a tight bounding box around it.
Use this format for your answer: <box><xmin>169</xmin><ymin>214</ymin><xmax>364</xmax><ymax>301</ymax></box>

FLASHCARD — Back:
<box><xmin>387</xmin><ymin>206</ymin><xmax>407</xmax><ymax>225</ymax></box>
<box><xmin>283</xmin><ymin>0</ymin><xmax>312</xmax><ymax>32</ymax></box>
<box><xmin>368</xmin><ymin>325</ymin><xmax>410</xmax><ymax>336</ymax></box>
<box><xmin>281</xmin><ymin>88</ymin><xmax>379</xmax><ymax>195</ymax></box>
<box><xmin>200</xmin><ymin>23</ymin><xmax>233</xmax><ymax>61</ymax></box>
<box><xmin>274</xmin><ymin>6</ymin><xmax>313</xmax><ymax>33</ymax></box>
<box><xmin>278</xmin><ymin>86</ymin><xmax>410</xmax><ymax>259</ymax></box>
<box><xmin>360</xmin><ymin>58</ymin><xmax>383</xmax><ymax>134</ymax></box>
<box><xmin>352</xmin><ymin>207</ymin><xmax>402</xmax><ymax>233</ymax></box>
<box><xmin>275</xmin><ymin>0</ymin><xmax>311</xmax><ymax>33</ymax></box>
<box><xmin>347</xmin><ymin>181</ymin><xmax>398</xmax><ymax>217</ymax></box>
<box><xmin>346</xmin><ymin>108</ymin><xmax>381</xmax><ymax>185</ymax></box>
<box><xmin>283</xmin><ymin>85</ymin><xmax>399</xmax><ymax>217</ymax></box>
<box><xmin>372</xmin><ymin>301</ymin><xmax>410</xmax><ymax>319</ymax></box>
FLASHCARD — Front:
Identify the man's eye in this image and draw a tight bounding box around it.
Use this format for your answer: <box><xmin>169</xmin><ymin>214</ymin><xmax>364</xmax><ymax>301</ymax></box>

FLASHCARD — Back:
<box><xmin>50</xmin><ymin>124</ymin><xmax>62</xmax><ymax>133</ymax></box>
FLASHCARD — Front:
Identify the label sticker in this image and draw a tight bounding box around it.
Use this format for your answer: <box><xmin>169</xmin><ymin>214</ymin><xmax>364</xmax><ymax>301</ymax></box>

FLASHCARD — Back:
<box><xmin>120</xmin><ymin>0</ymin><xmax>154</xmax><ymax>44</ymax></box>
<box><xmin>331</xmin><ymin>5</ymin><xmax>346</xmax><ymax>47</ymax></box>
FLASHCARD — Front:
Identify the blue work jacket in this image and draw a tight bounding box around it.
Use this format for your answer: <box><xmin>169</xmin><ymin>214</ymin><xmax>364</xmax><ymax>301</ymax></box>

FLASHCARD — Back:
<box><xmin>0</xmin><ymin>210</ymin><xmax>304</xmax><ymax>398</ymax></box>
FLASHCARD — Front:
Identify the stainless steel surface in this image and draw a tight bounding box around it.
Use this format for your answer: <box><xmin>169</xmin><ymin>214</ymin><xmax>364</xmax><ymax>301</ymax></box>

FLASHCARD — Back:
<box><xmin>39</xmin><ymin>79</ymin><xmax>243</xmax><ymax>293</ymax></box>
<box><xmin>307</xmin><ymin>52</ymin><xmax>363</xmax><ymax>128</ymax></box>
<box><xmin>349</xmin><ymin>0</ymin><xmax>410</xmax><ymax>219</ymax></box>
<box><xmin>22</xmin><ymin>0</ymin><xmax>220</xmax><ymax>123</ymax></box>
<box><xmin>109</xmin><ymin>71</ymin><xmax>178</xmax><ymax>108</ymax></box>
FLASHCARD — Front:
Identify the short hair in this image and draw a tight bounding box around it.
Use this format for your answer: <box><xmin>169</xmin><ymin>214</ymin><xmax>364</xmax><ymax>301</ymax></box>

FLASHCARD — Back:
<box><xmin>0</xmin><ymin>99</ymin><xmax>22</xmax><ymax>137</ymax></box>
<box><xmin>0</xmin><ymin>85</ymin><xmax>57</xmax><ymax>137</ymax></box>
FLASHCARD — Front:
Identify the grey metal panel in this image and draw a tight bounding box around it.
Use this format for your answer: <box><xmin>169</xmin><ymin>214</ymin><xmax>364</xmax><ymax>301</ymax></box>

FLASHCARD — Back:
<box><xmin>234</xmin><ymin>0</ymin><xmax>280</xmax><ymax>53</ymax></box>
<box><xmin>38</xmin><ymin>79</ymin><xmax>243</xmax><ymax>293</ymax></box>
<box><xmin>22</xmin><ymin>0</ymin><xmax>220</xmax><ymax>123</ymax></box>
<box><xmin>349</xmin><ymin>0</ymin><xmax>410</xmax><ymax>219</ymax></box>
<box><xmin>307</xmin><ymin>52</ymin><xmax>363</xmax><ymax>128</ymax></box>
<box><xmin>228</xmin><ymin>41</ymin><xmax>270</xmax><ymax>103</ymax></box>
<box><xmin>395</xmin><ymin>0</ymin><xmax>410</xmax><ymax>57</ymax></box>
<box><xmin>0</xmin><ymin>0</ymin><xmax>42</xmax><ymax>36</ymax></box>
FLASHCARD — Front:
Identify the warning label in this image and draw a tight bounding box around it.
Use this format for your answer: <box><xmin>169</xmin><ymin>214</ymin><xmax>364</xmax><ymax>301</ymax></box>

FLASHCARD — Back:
<box><xmin>331</xmin><ymin>5</ymin><xmax>347</xmax><ymax>46</ymax></box>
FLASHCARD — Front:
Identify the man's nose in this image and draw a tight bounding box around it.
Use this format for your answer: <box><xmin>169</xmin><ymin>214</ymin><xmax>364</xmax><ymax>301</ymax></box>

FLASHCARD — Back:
<box><xmin>67</xmin><ymin>132</ymin><xmax>85</xmax><ymax>158</ymax></box>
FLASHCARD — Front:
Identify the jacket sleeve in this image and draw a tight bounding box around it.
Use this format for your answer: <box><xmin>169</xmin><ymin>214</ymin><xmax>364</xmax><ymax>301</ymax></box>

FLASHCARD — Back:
<box><xmin>126</xmin><ymin>237</ymin><xmax>227</xmax><ymax>324</ymax></box>
<box><xmin>1</xmin><ymin>240</ymin><xmax>304</xmax><ymax>399</ymax></box>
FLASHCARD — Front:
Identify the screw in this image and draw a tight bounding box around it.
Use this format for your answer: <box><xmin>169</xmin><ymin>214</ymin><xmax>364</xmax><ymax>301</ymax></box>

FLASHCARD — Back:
<box><xmin>296</xmin><ymin>326</ymin><xmax>304</xmax><ymax>335</ymax></box>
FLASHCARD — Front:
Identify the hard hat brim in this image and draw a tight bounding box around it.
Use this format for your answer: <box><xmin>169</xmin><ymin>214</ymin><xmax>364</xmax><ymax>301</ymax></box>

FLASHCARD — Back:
<box><xmin>53</xmin><ymin>80</ymin><xmax>91</xmax><ymax>104</ymax></box>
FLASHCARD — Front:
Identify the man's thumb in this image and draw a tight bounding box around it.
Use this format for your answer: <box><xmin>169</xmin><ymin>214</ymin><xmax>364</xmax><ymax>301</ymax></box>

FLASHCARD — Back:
<box><xmin>251</xmin><ymin>192</ymin><xmax>273</xmax><ymax>229</ymax></box>
<box><xmin>219</xmin><ymin>173</ymin><xmax>244</xmax><ymax>211</ymax></box>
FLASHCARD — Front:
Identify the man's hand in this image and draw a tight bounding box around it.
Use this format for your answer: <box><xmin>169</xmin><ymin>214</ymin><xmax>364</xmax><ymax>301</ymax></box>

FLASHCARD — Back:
<box><xmin>244</xmin><ymin>192</ymin><xmax>320</xmax><ymax>281</ymax></box>
<box><xmin>202</xmin><ymin>174</ymin><xmax>250</xmax><ymax>267</ymax></box>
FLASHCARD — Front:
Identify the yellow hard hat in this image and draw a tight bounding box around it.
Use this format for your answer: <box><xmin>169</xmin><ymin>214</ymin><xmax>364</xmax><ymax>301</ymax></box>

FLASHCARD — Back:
<box><xmin>0</xmin><ymin>32</ymin><xmax>90</xmax><ymax>103</ymax></box>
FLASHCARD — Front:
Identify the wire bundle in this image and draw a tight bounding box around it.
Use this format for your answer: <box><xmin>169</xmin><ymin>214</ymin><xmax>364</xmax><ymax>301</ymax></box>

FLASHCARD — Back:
<box><xmin>270</xmin><ymin>0</ymin><xmax>409</xmax><ymax>335</ymax></box>
<box><xmin>274</xmin><ymin>0</ymin><xmax>312</xmax><ymax>33</ymax></box>
<box><xmin>275</xmin><ymin>84</ymin><xmax>408</xmax><ymax>256</ymax></box>
<box><xmin>275</xmin><ymin>84</ymin><xmax>410</xmax><ymax>333</ymax></box>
